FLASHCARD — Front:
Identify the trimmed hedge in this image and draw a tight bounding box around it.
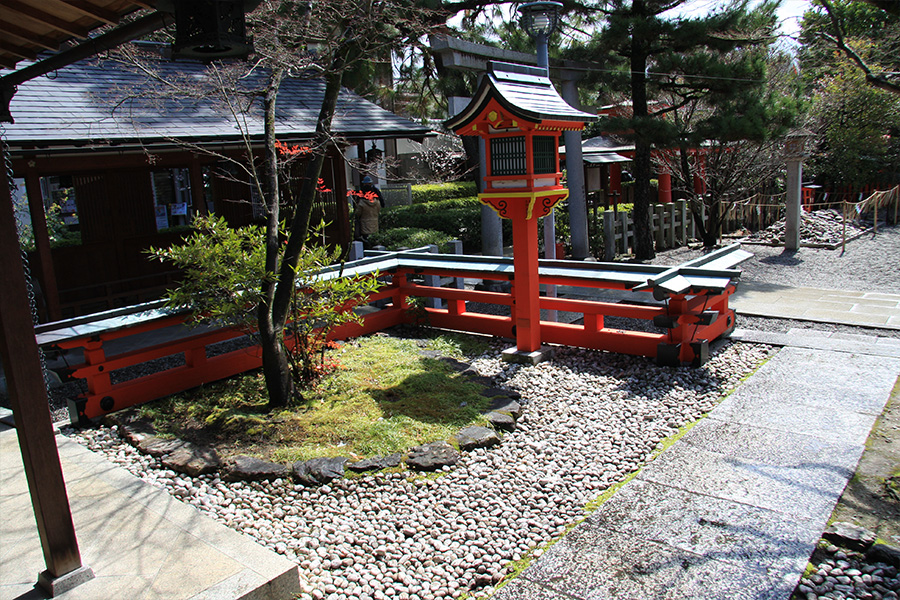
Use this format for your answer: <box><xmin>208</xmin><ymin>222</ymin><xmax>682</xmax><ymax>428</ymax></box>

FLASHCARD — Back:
<box><xmin>381</xmin><ymin>197</ymin><xmax>482</xmax><ymax>249</ymax></box>
<box><xmin>411</xmin><ymin>182</ymin><xmax>477</xmax><ymax>204</ymax></box>
<box><xmin>367</xmin><ymin>227</ymin><xmax>455</xmax><ymax>252</ymax></box>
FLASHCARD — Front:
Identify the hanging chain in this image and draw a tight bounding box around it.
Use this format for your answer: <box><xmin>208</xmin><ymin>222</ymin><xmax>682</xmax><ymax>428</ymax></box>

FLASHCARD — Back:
<box><xmin>2</xmin><ymin>125</ymin><xmax>53</xmax><ymax>395</ymax></box>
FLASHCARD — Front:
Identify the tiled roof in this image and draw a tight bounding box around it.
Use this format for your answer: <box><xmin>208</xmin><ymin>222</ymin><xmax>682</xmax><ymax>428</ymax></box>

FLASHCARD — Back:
<box><xmin>2</xmin><ymin>57</ymin><xmax>432</xmax><ymax>149</ymax></box>
<box><xmin>446</xmin><ymin>61</ymin><xmax>595</xmax><ymax>131</ymax></box>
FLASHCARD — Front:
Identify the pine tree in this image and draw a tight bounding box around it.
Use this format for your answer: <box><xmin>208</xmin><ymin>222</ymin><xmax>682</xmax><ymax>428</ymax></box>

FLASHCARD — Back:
<box><xmin>573</xmin><ymin>0</ymin><xmax>787</xmax><ymax>258</ymax></box>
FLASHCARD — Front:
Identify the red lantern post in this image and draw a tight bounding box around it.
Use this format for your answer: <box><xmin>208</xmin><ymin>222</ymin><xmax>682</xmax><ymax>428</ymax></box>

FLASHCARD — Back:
<box><xmin>446</xmin><ymin>62</ymin><xmax>595</xmax><ymax>361</ymax></box>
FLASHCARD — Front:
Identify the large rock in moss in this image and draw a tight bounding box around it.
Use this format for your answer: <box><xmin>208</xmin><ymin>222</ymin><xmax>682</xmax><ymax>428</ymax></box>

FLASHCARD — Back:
<box><xmin>161</xmin><ymin>443</ymin><xmax>221</xmax><ymax>477</ymax></box>
<box><xmin>292</xmin><ymin>457</ymin><xmax>348</xmax><ymax>486</ymax></box>
<box><xmin>224</xmin><ymin>455</ymin><xmax>289</xmax><ymax>482</ymax></box>
<box><xmin>454</xmin><ymin>426</ymin><xmax>501</xmax><ymax>451</ymax></box>
<box><xmin>406</xmin><ymin>441</ymin><xmax>459</xmax><ymax>471</ymax></box>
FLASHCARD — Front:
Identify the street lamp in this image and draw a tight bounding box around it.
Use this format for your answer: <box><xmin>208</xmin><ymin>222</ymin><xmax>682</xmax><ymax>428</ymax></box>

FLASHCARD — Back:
<box><xmin>518</xmin><ymin>2</ymin><xmax>563</xmax><ymax>69</ymax></box>
<box><xmin>519</xmin><ymin>1</ymin><xmax>564</xmax><ymax>320</ymax></box>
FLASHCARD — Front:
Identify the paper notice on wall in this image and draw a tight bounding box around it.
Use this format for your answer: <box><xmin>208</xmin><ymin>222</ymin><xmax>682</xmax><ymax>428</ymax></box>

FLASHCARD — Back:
<box><xmin>155</xmin><ymin>205</ymin><xmax>169</xmax><ymax>230</ymax></box>
<box><xmin>170</xmin><ymin>203</ymin><xmax>188</xmax><ymax>216</ymax></box>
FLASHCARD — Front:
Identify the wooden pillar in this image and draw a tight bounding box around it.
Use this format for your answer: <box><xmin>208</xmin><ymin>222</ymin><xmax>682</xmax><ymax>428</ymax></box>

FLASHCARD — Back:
<box><xmin>189</xmin><ymin>157</ymin><xmax>208</xmax><ymax>216</ymax></box>
<box><xmin>511</xmin><ymin>205</ymin><xmax>541</xmax><ymax>353</ymax></box>
<box><xmin>0</xmin><ymin>155</ymin><xmax>90</xmax><ymax>593</ymax></box>
<box><xmin>23</xmin><ymin>170</ymin><xmax>61</xmax><ymax>321</ymax></box>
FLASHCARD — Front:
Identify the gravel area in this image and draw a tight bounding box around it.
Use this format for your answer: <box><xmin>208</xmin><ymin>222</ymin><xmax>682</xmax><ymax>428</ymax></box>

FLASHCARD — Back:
<box><xmin>25</xmin><ymin>219</ymin><xmax>900</xmax><ymax>598</ymax></box>
<box><xmin>66</xmin><ymin>340</ymin><xmax>772</xmax><ymax>600</ymax></box>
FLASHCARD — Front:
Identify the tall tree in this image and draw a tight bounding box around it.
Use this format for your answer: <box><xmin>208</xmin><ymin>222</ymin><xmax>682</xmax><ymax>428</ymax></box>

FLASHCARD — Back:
<box><xmin>123</xmin><ymin>0</ymin><xmax>443</xmax><ymax>408</ymax></box>
<box><xmin>572</xmin><ymin>0</ymin><xmax>784</xmax><ymax>258</ymax></box>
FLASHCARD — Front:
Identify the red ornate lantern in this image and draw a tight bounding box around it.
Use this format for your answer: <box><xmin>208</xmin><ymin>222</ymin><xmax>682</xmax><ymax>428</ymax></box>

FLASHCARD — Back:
<box><xmin>446</xmin><ymin>61</ymin><xmax>595</xmax><ymax>357</ymax></box>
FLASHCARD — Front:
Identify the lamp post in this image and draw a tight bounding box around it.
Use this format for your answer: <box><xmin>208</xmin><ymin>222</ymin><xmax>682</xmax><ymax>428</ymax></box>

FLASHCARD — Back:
<box><xmin>519</xmin><ymin>1</ymin><xmax>563</xmax><ymax>321</ymax></box>
<box><xmin>518</xmin><ymin>2</ymin><xmax>562</xmax><ymax>69</ymax></box>
<box><xmin>784</xmin><ymin>129</ymin><xmax>813</xmax><ymax>251</ymax></box>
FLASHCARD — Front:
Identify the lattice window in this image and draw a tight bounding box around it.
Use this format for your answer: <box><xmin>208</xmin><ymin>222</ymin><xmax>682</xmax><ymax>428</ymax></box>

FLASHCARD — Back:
<box><xmin>533</xmin><ymin>136</ymin><xmax>556</xmax><ymax>174</ymax></box>
<box><xmin>490</xmin><ymin>136</ymin><xmax>526</xmax><ymax>176</ymax></box>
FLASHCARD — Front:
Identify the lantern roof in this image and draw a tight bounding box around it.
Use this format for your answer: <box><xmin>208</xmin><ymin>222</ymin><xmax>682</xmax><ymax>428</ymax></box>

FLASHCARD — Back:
<box><xmin>445</xmin><ymin>61</ymin><xmax>596</xmax><ymax>132</ymax></box>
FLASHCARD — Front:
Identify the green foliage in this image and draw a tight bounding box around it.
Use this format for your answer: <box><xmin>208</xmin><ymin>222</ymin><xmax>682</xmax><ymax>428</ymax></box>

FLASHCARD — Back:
<box><xmin>809</xmin><ymin>57</ymin><xmax>900</xmax><ymax>186</ymax></box>
<box><xmin>148</xmin><ymin>215</ymin><xmax>266</xmax><ymax>329</ymax></box>
<box><xmin>367</xmin><ymin>227</ymin><xmax>454</xmax><ymax>251</ymax></box>
<box><xmin>380</xmin><ymin>197</ymin><xmax>482</xmax><ymax>249</ymax></box>
<box><xmin>138</xmin><ymin>333</ymin><xmax>493</xmax><ymax>462</ymax></box>
<box><xmin>411</xmin><ymin>181</ymin><xmax>477</xmax><ymax>204</ymax></box>
<box><xmin>148</xmin><ymin>214</ymin><xmax>382</xmax><ymax>386</ymax></box>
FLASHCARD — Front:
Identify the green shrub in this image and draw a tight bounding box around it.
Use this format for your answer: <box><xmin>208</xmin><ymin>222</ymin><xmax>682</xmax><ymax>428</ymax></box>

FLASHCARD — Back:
<box><xmin>411</xmin><ymin>181</ymin><xmax>477</xmax><ymax>204</ymax></box>
<box><xmin>381</xmin><ymin>197</ymin><xmax>482</xmax><ymax>249</ymax></box>
<box><xmin>368</xmin><ymin>227</ymin><xmax>455</xmax><ymax>252</ymax></box>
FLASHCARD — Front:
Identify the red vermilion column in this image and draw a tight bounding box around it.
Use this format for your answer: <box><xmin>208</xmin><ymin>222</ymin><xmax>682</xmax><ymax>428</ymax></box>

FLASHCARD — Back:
<box><xmin>658</xmin><ymin>172</ymin><xmax>672</xmax><ymax>204</ymax></box>
<box><xmin>511</xmin><ymin>201</ymin><xmax>542</xmax><ymax>352</ymax></box>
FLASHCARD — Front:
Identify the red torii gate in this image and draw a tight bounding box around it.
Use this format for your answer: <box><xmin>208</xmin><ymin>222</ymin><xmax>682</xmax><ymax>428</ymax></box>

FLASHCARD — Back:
<box><xmin>445</xmin><ymin>61</ymin><xmax>596</xmax><ymax>361</ymax></box>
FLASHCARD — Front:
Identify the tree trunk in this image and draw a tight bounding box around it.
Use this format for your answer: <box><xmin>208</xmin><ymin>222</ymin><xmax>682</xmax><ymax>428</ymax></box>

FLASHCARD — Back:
<box><xmin>252</xmin><ymin>46</ymin><xmax>351</xmax><ymax>410</ymax></box>
<box><xmin>258</xmin><ymin>68</ymin><xmax>294</xmax><ymax>409</ymax></box>
<box><xmin>630</xmin><ymin>8</ymin><xmax>655</xmax><ymax>260</ymax></box>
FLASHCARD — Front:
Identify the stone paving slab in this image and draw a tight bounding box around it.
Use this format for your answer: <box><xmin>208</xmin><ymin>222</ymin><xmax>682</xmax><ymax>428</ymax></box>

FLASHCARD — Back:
<box><xmin>731</xmin><ymin>282</ymin><xmax>900</xmax><ymax>330</ymax></box>
<box><xmin>729</xmin><ymin>329</ymin><xmax>900</xmax><ymax>358</ymax></box>
<box><xmin>492</xmin><ymin>337</ymin><xmax>900</xmax><ymax>600</ymax></box>
<box><xmin>0</xmin><ymin>427</ymin><xmax>300</xmax><ymax>600</ymax></box>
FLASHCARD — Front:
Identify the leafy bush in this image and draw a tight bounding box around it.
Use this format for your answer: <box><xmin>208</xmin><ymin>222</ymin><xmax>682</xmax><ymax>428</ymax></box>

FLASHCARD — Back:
<box><xmin>411</xmin><ymin>181</ymin><xmax>477</xmax><ymax>204</ymax></box>
<box><xmin>381</xmin><ymin>197</ymin><xmax>482</xmax><ymax>249</ymax></box>
<box><xmin>148</xmin><ymin>215</ymin><xmax>381</xmax><ymax>386</ymax></box>
<box><xmin>367</xmin><ymin>227</ymin><xmax>455</xmax><ymax>252</ymax></box>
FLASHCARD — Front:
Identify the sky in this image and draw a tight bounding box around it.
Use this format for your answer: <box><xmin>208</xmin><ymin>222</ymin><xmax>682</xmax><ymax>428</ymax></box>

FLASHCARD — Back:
<box><xmin>664</xmin><ymin>0</ymin><xmax>813</xmax><ymax>43</ymax></box>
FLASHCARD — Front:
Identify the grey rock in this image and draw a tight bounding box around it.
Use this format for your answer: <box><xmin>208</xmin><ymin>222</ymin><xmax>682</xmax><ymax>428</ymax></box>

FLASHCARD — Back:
<box><xmin>481</xmin><ymin>387</ymin><xmax>521</xmax><ymax>400</ymax></box>
<box><xmin>223</xmin><ymin>455</ymin><xmax>289</xmax><ymax>482</ymax></box>
<box><xmin>406</xmin><ymin>441</ymin><xmax>459</xmax><ymax>471</ymax></box>
<box><xmin>868</xmin><ymin>544</ymin><xmax>900</xmax><ymax>568</ymax></box>
<box><xmin>160</xmin><ymin>443</ymin><xmax>221</xmax><ymax>477</ymax></box>
<box><xmin>454</xmin><ymin>426</ymin><xmax>501</xmax><ymax>451</ymax></box>
<box><xmin>486</xmin><ymin>411</ymin><xmax>516</xmax><ymax>431</ymax></box>
<box><xmin>346</xmin><ymin>453</ymin><xmax>402</xmax><ymax>473</ymax></box>
<box><xmin>825</xmin><ymin>522</ymin><xmax>877</xmax><ymax>551</ymax></box>
<box><xmin>292</xmin><ymin>457</ymin><xmax>348</xmax><ymax>486</ymax></box>
<box><xmin>440</xmin><ymin>356</ymin><xmax>470</xmax><ymax>372</ymax></box>
<box><xmin>488</xmin><ymin>398</ymin><xmax>522</xmax><ymax>419</ymax></box>
<box><xmin>136</xmin><ymin>435</ymin><xmax>186</xmax><ymax>457</ymax></box>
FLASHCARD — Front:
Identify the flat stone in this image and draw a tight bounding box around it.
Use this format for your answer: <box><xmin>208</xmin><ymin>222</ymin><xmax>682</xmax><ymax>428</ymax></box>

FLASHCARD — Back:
<box><xmin>291</xmin><ymin>457</ymin><xmax>348</xmax><ymax>486</ymax></box>
<box><xmin>488</xmin><ymin>398</ymin><xmax>522</xmax><ymax>419</ymax></box>
<box><xmin>454</xmin><ymin>426</ymin><xmax>501</xmax><ymax>451</ymax></box>
<box><xmin>136</xmin><ymin>436</ymin><xmax>187</xmax><ymax>458</ymax></box>
<box><xmin>223</xmin><ymin>455</ymin><xmax>289</xmax><ymax>482</ymax></box>
<box><xmin>109</xmin><ymin>411</ymin><xmax>157</xmax><ymax>446</ymax></box>
<box><xmin>486</xmin><ymin>411</ymin><xmax>516</xmax><ymax>431</ymax></box>
<box><xmin>501</xmin><ymin>346</ymin><xmax>554</xmax><ymax>365</ymax></box>
<box><xmin>406</xmin><ymin>441</ymin><xmax>459</xmax><ymax>471</ymax></box>
<box><xmin>481</xmin><ymin>386</ymin><xmax>521</xmax><ymax>400</ymax></box>
<box><xmin>346</xmin><ymin>453</ymin><xmax>402</xmax><ymax>473</ymax></box>
<box><xmin>867</xmin><ymin>543</ymin><xmax>900</xmax><ymax>567</ymax></box>
<box><xmin>824</xmin><ymin>522</ymin><xmax>877</xmax><ymax>552</ymax></box>
<box><xmin>160</xmin><ymin>443</ymin><xmax>221</xmax><ymax>477</ymax></box>
<box><xmin>439</xmin><ymin>356</ymin><xmax>470</xmax><ymax>372</ymax></box>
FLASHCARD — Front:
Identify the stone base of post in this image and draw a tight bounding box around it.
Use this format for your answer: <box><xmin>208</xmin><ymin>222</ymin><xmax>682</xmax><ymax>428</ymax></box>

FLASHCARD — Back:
<box><xmin>38</xmin><ymin>565</ymin><xmax>94</xmax><ymax>597</ymax></box>
<box><xmin>501</xmin><ymin>346</ymin><xmax>554</xmax><ymax>366</ymax></box>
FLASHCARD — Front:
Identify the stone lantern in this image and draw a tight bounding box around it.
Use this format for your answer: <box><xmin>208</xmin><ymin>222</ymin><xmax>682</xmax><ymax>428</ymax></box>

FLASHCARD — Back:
<box><xmin>446</xmin><ymin>61</ymin><xmax>595</xmax><ymax>361</ymax></box>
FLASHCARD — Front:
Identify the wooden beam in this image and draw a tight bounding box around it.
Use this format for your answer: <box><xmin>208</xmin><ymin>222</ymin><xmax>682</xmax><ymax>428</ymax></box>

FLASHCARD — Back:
<box><xmin>2</xmin><ymin>0</ymin><xmax>91</xmax><ymax>39</ymax></box>
<box><xmin>0</xmin><ymin>19</ymin><xmax>61</xmax><ymax>51</ymax></box>
<box><xmin>0</xmin><ymin>146</ymin><xmax>85</xmax><ymax>581</ymax></box>
<box><xmin>0</xmin><ymin>40</ymin><xmax>38</xmax><ymax>61</ymax></box>
<box><xmin>55</xmin><ymin>0</ymin><xmax>120</xmax><ymax>25</ymax></box>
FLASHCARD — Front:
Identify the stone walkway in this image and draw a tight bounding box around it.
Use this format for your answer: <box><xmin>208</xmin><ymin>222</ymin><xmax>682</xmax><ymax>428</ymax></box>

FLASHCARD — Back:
<box><xmin>0</xmin><ymin>424</ymin><xmax>300</xmax><ymax>600</ymax></box>
<box><xmin>731</xmin><ymin>282</ymin><xmax>900</xmax><ymax>330</ymax></box>
<box><xmin>493</xmin><ymin>319</ymin><xmax>900</xmax><ymax>598</ymax></box>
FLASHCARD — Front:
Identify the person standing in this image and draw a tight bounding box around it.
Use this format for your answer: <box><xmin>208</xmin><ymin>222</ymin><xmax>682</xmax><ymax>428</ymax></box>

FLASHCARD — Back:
<box><xmin>352</xmin><ymin>176</ymin><xmax>385</xmax><ymax>244</ymax></box>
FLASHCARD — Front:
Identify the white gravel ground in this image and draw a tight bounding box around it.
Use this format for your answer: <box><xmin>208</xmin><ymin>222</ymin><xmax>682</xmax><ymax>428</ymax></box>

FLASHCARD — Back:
<box><xmin>68</xmin><ymin>340</ymin><xmax>772</xmax><ymax>600</ymax></box>
<box><xmin>54</xmin><ymin>220</ymin><xmax>900</xmax><ymax>599</ymax></box>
